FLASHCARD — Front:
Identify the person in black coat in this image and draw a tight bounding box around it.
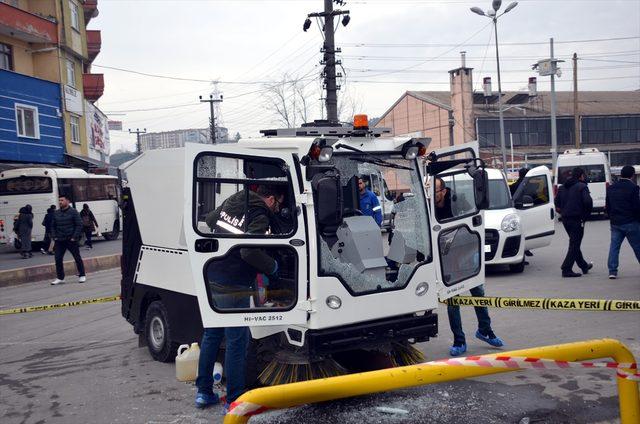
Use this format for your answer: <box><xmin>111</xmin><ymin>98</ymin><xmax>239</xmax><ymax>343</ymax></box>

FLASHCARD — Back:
<box><xmin>554</xmin><ymin>167</ymin><xmax>594</xmax><ymax>277</ymax></box>
<box><xmin>41</xmin><ymin>205</ymin><xmax>56</xmax><ymax>255</ymax></box>
<box><xmin>80</xmin><ymin>204</ymin><xmax>99</xmax><ymax>249</ymax></box>
<box><xmin>605</xmin><ymin>165</ymin><xmax>640</xmax><ymax>279</ymax></box>
<box><xmin>16</xmin><ymin>205</ymin><xmax>33</xmax><ymax>259</ymax></box>
<box><xmin>50</xmin><ymin>194</ymin><xmax>86</xmax><ymax>285</ymax></box>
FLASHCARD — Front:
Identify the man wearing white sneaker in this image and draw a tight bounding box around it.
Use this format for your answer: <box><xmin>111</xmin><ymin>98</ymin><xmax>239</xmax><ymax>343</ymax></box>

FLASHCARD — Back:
<box><xmin>50</xmin><ymin>194</ymin><xmax>86</xmax><ymax>285</ymax></box>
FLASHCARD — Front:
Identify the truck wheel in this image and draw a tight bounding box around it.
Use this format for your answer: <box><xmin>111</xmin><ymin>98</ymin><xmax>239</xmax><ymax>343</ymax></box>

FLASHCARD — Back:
<box><xmin>103</xmin><ymin>221</ymin><xmax>120</xmax><ymax>241</ymax></box>
<box><xmin>145</xmin><ymin>301</ymin><xmax>179</xmax><ymax>362</ymax></box>
<box><xmin>509</xmin><ymin>260</ymin><xmax>525</xmax><ymax>273</ymax></box>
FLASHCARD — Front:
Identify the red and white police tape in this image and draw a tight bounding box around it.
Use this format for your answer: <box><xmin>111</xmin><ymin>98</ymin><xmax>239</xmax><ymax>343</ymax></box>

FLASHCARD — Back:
<box><xmin>226</xmin><ymin>355</ymin><xmax>639</xmax><ymax>417</ymax></box>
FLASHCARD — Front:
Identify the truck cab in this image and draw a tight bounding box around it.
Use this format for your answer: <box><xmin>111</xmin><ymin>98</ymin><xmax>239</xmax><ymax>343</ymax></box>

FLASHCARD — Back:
<box><xmin>120</xmin><ymin>121</ymin><xmax>489</xmax><ymax>382</ymax></box>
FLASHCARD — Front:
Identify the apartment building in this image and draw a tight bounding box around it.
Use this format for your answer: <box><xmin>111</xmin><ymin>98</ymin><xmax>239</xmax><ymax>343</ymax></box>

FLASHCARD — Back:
<box><xmin>0</xmin><ymin>0</ymin><xmax>107</xmax><ymax>168</ymax></box>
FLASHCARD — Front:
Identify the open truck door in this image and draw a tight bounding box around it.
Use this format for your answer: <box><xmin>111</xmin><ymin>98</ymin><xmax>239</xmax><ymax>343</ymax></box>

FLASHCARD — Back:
<box><xmin>183</xmin><ymin>143</ymin><xmax>309</xmax><ymax>328</ymax></box>
<box><xmin>425</xmin><ymin>142</ymin><xmax>487</xmax><ymax>300</ymax></box>
<box><xmin>513</xmin><ymin>166</ymin><xmax>555</xmax><ymax>251</ymax></box>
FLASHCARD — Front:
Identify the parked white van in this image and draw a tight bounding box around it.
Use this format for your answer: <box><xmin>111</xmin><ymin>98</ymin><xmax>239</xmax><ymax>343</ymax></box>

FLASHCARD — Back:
<box><xmin>555</xmin><ymin>148</ymin><xmax>611</xmax><ymax>213</ymax></box>
<box><xmin>483</xmin><ymin>166</ymin><xmax>555</xmax><ymax>272</ymax></box>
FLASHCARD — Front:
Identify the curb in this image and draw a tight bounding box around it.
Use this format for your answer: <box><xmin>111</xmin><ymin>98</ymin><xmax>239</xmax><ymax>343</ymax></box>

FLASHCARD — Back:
<box><xmin>0</xmin><ymin>254</ymin><xmax>121</xmax><ymax>287</ymax></box>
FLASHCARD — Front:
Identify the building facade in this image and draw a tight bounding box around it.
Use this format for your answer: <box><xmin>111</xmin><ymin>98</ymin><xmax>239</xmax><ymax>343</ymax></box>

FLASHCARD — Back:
<box><xmin>375</xmin><ymin>62</ymin><xmax>640</xmax><ymax>168</ymax></box>
<box><xmin>0</xmin><ymin>0</ymin><xmax>107</xmax><ymax>168</ymax></box>
<box><xmin>139</xmin><ymin>127</ymin><xmax>229</xmax><ymax>152</ymax></box>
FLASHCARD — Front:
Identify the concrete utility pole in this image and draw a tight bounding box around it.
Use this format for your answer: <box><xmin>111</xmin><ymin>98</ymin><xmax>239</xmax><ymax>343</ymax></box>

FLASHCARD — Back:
<box><xmin>199</xmin><ymin>94</ymin><xmax>223</xmax><ymax>143</ymax></box>
<box><xmin>549</xmin><ymin>38</ymin><xmax>558</xmax><ymax>172</ymax></box>
<box><xmin>129</xmin><ymin>128</ymin><xmax>147</xmax><ymax>155</ymax></box>
<box><xmin>305</xmin><ymin>0</ymin><xmax>350</xmax><ymax>124</ymax></box>
<box><xmin>573</xmin><ymin>52</ymin><xmax>580</xmax><ymax>148</ymax></box>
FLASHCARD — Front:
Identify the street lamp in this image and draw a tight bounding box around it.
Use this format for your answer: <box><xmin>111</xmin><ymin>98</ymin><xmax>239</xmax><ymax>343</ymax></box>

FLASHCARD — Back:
<box><xmin>470</xmin><ymin>1</ymin><xmax>518</xmax><ymax>171</ymax></box>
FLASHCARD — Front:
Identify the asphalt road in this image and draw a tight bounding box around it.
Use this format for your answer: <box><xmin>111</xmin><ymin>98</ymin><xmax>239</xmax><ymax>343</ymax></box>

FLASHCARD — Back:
<box><xmin>0</xmin><ymin>220</ymin><xmax>638</xmax><ymax>424</ymax></box>
<box><xmin>0</xmin><ymin>238</ymin><xmax>122</xmax><ymax>272</ymax></box>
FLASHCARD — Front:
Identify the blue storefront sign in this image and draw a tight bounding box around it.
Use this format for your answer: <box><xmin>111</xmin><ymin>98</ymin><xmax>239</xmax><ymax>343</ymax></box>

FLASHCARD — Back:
<box><xmin>0</xmin><ymin>69</ymin><xmax>65</xmax><ymax>164</ymax></box>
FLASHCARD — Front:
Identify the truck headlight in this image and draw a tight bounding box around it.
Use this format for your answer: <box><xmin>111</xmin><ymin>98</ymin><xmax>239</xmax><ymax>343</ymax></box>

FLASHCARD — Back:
<box><xmin>326</xmin><ymin>295</ymin><xmax>342</xmax><ymax>309</ymax></box>
<box><xmin>501</xmin><ymin>213</ymin><xmax>520</xmax><ymax>232</ymax></box>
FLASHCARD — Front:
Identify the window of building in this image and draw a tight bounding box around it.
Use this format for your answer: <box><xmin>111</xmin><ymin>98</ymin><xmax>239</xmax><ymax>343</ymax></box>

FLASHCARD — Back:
<box><xmin>15</xmin><ymin>104</ymin><xmax>39</xmax><ymax>139</ymax></box>
<box><xmin>0</xmin><ymin>42</ymin><xmax>12</xmax><ymax>71</ymax></box>
<box><xmin>69</xmin><ymin>0</ymin><xmax>80</xmax><ymax>30</ymax></box>
<box><xmin>70</xmin><ymin>115</ymin><xmax>80</xmax><ymax>144</ymax></box>
<box><xmin>66</xmin><ymin>60</ymin><xmax>76</xmax><ymax>88</ymax></box>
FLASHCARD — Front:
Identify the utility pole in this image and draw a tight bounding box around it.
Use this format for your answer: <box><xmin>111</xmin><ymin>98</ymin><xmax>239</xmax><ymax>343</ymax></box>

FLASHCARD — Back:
<box><xmin>549</xmin><ymin>38</ymin><xmax>558</xmax><ymax>172</ymax></box>
<box><xmin>305</xmin><ymin>0</ymin><xmax>350</xmax><ymax>125</ymax></box>
<box><xmin>199</xmin><ymin>94</ymin><xmax>223</xmax><ymax>143</ymax></box>
<box><xmin>129</xmin><ymin>128</ymin><xmax>147</xmax><ymax>155</ymax></box>
<box><xmin>573</xmin><ymin>52</ymin><xmax>580</xmax><ymax>149</ymax></box>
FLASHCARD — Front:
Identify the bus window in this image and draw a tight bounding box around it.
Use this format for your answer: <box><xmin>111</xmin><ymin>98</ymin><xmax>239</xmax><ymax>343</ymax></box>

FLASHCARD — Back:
<box><xmin>0</xmin><ymin>177</ymin><xmax>52</xmax><ymax>195</ymax></box>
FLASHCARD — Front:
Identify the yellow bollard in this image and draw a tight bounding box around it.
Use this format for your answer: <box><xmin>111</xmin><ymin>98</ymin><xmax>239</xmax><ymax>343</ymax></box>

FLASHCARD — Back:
<box><xmin>223</xmin><ymin>338</ymin><xmax>639</xmax><ymax>424</ymax></box>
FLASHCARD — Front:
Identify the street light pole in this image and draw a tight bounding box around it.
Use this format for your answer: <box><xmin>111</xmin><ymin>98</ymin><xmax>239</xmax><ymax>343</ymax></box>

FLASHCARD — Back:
<box><xmin>492</xmin><ymin>16</ymin><xmax>507</xmax><ymax>172</ymax></box>
<box><xmin>470</xmin><ymin>1</ymin><xmax>518</xmax><ymax>172</ymax></box>
<box><xmin>549</xmin><ymin>37</ymin><xmax>558</xmax><ymax>172</ymax></box>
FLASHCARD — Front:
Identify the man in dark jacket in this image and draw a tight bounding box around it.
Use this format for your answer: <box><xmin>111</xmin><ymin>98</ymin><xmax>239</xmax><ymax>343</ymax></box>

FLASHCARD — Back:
<box><xmin>195</xmin><ymin>185</ymin><xmax>286</xmax><ymax>412</ymax></box>
<box><xmin>50</xmin><ymin>194</ymin><xmax>86</xmax><ymax>285</ymax></box>
<box><xmin>555</xmin><ymin>167</ymin><xmax>594</xmax><ymax>277</ymax></box>
<box><xmin>606</xmin><ymin>165</ymin><xmax>640</xmax><ymax>279</ymax></box>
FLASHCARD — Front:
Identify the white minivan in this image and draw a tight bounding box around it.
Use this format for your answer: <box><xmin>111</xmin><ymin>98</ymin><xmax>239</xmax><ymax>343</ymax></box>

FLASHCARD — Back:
<box><xmin>482</xmin><ymin>166</ymin><xmax>555</xmax><ymax>272</ymax></box>
<box><xmin>554</xmin><ymin>148</ymin><xmax>611</xmax><ymax>213</ymax></box>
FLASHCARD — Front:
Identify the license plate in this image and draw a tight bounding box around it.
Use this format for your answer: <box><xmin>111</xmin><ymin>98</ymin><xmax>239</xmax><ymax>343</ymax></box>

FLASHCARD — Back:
<box><xmin>484</xmin><ymin>245</ymin><xmax>491</xmax><ymax>252</ymax></box>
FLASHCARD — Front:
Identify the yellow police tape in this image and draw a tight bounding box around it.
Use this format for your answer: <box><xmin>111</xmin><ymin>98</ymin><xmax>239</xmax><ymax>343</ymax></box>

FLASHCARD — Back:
<box><xmin>443</xmin><ymin>296</ymin><xmax>640</xmax><ymax>311</ymax></box>
<box><xmin>0</xmin><ymin>295</ymin><xmax>121</xmax><ymax>316</ymax></box>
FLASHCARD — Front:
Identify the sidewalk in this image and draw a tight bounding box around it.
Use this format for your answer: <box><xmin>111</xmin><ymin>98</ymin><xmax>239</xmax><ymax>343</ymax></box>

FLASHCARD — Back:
<box><xmin>0</xmin><ymin>239</ymin><xmax>122</xmax><ymax>287</ymax></box>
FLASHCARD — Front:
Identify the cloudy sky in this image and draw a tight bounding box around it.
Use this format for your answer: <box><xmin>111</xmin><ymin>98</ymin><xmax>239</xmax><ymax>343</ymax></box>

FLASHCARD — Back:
<box><xmin>90</xmin><ymin>0</ymin><xmax>640</xmax><ymax>152</ymax></box>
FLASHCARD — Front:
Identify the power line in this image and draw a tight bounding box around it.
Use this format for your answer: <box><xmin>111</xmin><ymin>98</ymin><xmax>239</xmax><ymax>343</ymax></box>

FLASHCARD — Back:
<box><xmin>349</xmin><ymin>75</ymin><xmax>640</xmax><ymax>84</ymax></box>
<box><xmin>343</xmin><ymin>36</ymin><xmax>640</xmax><ymax>48</ymax></box>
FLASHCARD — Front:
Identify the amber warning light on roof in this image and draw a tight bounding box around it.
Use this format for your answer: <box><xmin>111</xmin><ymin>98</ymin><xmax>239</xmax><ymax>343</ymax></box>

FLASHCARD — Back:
<box><xmin>353</xmin><ymin>114</ymin><xmax>369</xmax><ymax>130</ymax></box>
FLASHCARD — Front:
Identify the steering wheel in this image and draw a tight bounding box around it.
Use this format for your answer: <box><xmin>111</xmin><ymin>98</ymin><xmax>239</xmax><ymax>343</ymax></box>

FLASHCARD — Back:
<box><xmin>342</xmin><ymin>208</ymin><xmax>364</xmax><ymax>217</ymax></box>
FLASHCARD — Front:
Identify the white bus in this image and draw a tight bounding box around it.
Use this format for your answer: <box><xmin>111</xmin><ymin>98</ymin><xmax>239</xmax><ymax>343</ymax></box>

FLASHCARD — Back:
<box><xmin>0</xmin><ymin>168</ymin><xmax>121</xmax><ymax>249</ymax></box>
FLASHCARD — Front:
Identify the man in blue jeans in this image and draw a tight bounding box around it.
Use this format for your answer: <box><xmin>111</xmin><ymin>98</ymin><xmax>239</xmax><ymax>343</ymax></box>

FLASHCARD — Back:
<box><xmin>196</xmin><ymin>185</ymin><xmax>285</xmax><ymax>412</ymax></box>
<box><xmin>606</xmin><ymin>165</ymin><xmax>640</xmax><ymax>279</ymax></box>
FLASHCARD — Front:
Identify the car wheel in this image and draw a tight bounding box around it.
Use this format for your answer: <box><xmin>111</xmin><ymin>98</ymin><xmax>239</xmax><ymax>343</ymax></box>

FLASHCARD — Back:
<box><xmin>509</xmin><ymin>260</ymin><xmax>525</xmax><ymax>273</ymax></box>
<box><xmin>145</xmin><ymin>301</ymin><xmax>179</xmax><ymax>362</ymax></box>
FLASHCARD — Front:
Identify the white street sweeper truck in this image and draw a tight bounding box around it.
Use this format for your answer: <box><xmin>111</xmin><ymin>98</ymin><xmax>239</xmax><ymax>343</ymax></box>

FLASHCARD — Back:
<box><xmin>120</xmin><ymin>117</ymin><xmax>489</xmax><ymax>385</ymax></box>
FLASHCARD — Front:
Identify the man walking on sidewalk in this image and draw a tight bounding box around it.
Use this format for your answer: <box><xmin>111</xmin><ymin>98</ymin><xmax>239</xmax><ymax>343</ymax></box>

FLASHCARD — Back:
<box><xmin>50</xmin><ymin>194</ymin><xmax>86</xmax><ymax>285</ymax></box>
<box><xmin>555</xmin><ymin>167</ymin><xmax>594</xmax><ymax>278</ymax></box>
<box><xmin>606</xmin><ymin>165</ymin><xmax>640</xmax><ymax>279</ymax></box>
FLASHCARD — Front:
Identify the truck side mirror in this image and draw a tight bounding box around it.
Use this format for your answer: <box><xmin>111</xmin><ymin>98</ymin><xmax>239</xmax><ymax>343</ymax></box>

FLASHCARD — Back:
<box><xmin>472</xmin><ymin>169</ymin><xmax>489</xmax><ymax>210</ymax></box>
<box><xmin>515</xmin><ymin>195</ymin><xmax>534</xmax><ymax>209</ymax></box>
<box><xmin>311</xmin><ymin>171</ymin><xmax>343</xmax><ymax>226</ymax></box>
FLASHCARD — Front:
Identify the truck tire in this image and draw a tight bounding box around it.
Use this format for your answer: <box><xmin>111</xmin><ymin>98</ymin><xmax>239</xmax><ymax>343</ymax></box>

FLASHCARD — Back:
<box><xmin>509</xmin><ymin>259</ymin><xmax>525</xmax><ymax>273</ymax></box>
<box><xmin>144</xmin><ymin>301</ymin><xmax>179</xmax><ymax>362</ymax></box>
<box><xmin>103</xmin><ymin>221</ymin><xmax>120</xmax><ymax>241</ymax></box>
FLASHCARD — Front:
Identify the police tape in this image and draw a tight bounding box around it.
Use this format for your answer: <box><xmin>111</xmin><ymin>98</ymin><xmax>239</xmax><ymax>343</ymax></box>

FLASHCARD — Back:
<box><xmin>226</xmin><ymin>355</ymin><xmax>640</xmax><ymax>418</ymax></box>
<box><xmin>442</xmin><ymin>296</ymin><xmax>640</xmax><ymax>311</ymax></box>
<box><xmin>0</xmin><ymin>295</ymin><xmax>121</xmax><ymax>316</ymax></box>
<box><xmin>430</xmin><ymin>356</ymin><xmax>640</xmax><ymax>381</ymax></box>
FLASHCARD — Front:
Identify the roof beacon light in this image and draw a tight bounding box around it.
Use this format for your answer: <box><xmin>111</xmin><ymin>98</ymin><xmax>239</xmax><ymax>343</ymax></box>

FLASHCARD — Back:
<box><xmin>353</xmin><ymin>114</ymin><xmax>369</xmax><ymax>130</ymax></box>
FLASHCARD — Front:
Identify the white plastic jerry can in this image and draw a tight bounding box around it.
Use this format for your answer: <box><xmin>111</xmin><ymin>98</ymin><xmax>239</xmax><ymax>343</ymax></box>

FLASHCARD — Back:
<box><xmin>175</xmin><ymin>342</ymin><xmax>200</xmax><ymax>382</ymax></box>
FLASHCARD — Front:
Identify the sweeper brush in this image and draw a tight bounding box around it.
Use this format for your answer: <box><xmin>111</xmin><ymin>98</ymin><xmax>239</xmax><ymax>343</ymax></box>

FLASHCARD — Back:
<box><xmin>258</xmin><ymin>342</ymin><xmax>425</xmax><ymax>386</ymax></box>
<box><xmin>259</xmin><ymin>351</ymin><xmax>348</xmax><ymax>386</ymax></box>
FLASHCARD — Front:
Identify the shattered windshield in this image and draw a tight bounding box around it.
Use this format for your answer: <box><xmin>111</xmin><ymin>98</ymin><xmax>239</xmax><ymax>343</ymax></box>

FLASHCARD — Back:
<box><xmin>317</xmin><ymin>153</ymin><xmax>431</xmax><ymax>295</ymax></box>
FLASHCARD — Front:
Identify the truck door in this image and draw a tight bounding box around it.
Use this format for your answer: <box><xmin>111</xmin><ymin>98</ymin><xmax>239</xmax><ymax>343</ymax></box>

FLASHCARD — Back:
<box><xmin>426</xmin><ymin>142</ymin><xmax>486</xmax><ymax>300</ymax></box>
<box><xmin>183</xmin><ymin>143</ymin><xmax>308</xmax><ymax>328</ymax></box>
<box><xmin>513</xmin><ymin>166</ymin><xmax>555</xmax><ymax>250</ymax></box>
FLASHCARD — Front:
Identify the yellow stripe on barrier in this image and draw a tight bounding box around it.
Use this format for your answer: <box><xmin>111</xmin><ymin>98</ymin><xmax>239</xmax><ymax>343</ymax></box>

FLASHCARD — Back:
<box><xmin>0</xmin><ymin>295</ymin><xmax>121</xmax><ymax>316</ymax></box>
<box><xmin>442</xmin><ymin>296</ymin><xmax>640</xmax><ymax>311</ymax></box>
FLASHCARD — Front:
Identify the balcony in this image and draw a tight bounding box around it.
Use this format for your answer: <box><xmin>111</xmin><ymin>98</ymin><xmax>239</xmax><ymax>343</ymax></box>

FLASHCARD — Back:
<box><xmin>0</xmin><ymin>2</ymin><xmax>58</xmax><ymax>44</ymax></box>
<box><xmin>83</xmin><ymin>73</ymin><xmax>104</xmax><ymax>102</ymax></box>
<box><xmin>86</xmin><ymin>30</ymin><xmax>101</xmax><ymax>62</ymax></box>
<box><xmin>83</xmin><ymin>0</ymin><xmax>99</xmax><ymax>24</ymax></box>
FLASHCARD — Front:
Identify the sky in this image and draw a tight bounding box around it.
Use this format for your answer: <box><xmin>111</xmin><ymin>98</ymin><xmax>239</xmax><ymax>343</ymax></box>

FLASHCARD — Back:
<box><xmin>89</xmin><ymin>0</ymin><xmax>640</xmax><ymax>153</ymax></box>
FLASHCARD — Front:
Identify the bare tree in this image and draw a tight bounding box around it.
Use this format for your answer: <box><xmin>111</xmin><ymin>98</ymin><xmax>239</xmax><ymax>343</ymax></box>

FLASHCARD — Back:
<box><xmin>337</xmin><ymin>86</ymin><xmax>364</xmax><ymax>124</ymax></box>
<box><xmin>263</xmin><ymin>73</ymin><xmax>317</xmax><ymax>128</ymax></box>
